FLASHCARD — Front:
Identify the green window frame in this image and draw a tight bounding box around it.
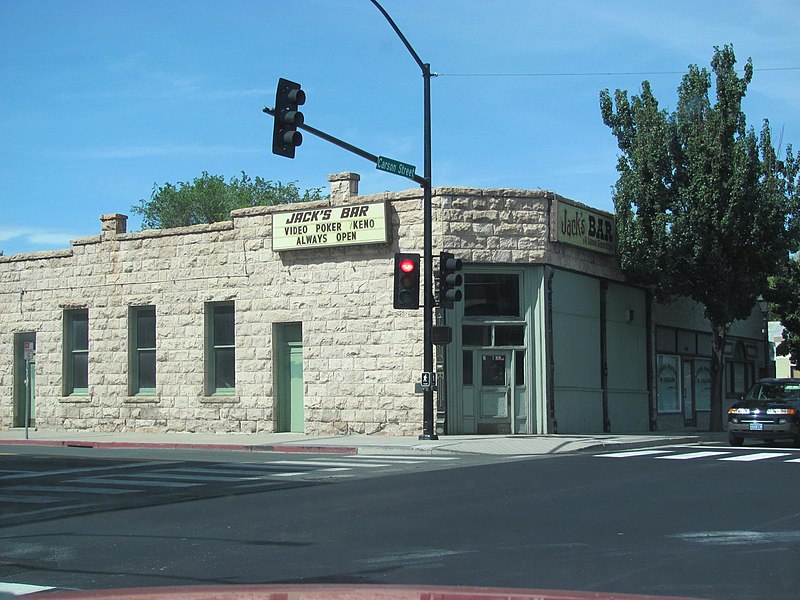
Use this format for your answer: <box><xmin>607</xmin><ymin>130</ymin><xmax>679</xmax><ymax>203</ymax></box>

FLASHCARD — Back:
<box><xmin>64</xmin><ymin>309</ymin><xmax>89</xmax><ymax>396</ymax></box>
<box><xmin>205</xmin><ymin>302</ymin><xmax>235</xmax><ymax>395</ymax></box>
<box><xmin>129</xmin><ymin>306</ymin><xmax>156</xmax><ymax>395</ymax></box>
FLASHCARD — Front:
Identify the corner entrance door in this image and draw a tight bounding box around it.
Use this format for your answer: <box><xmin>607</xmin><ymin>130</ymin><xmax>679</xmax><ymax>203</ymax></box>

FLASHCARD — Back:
<box><xmin>275</xmin><ymin>323</ymin><xmax>304</xmax><ymax>433</ymax></box>
<box><xmin>477</xmin><ymin>350</ymin><xmax>513</xmax><ymax>434</ymax></box>
<box><xmin>13</xmin><ymin>333</ymin><xmax>36</xmax><ymax>428</ymax></box>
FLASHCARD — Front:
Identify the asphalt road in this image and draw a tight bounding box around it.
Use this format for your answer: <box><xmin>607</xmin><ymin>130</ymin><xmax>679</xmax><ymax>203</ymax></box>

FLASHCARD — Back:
<box><xmin>2</xmin><ymin>444</ymin><xmax>799</xmax><ymax>599</ymax></box>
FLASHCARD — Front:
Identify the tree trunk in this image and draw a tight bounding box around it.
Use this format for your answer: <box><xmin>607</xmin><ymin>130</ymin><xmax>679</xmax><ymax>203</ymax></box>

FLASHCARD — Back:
<box><xmin>709</xmin><ymin>323</ymin><xmax>728</xmax><ymax>432</ymax></box>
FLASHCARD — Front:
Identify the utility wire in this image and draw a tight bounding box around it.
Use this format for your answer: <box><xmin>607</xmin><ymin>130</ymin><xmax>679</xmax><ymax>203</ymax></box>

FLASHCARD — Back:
<box><xmin>436</xmin><ymin>67</ymin><xmax>800</xmax><ymax>77</ymax></box>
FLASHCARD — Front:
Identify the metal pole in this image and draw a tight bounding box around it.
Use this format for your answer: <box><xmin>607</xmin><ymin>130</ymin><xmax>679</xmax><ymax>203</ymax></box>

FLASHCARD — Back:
<box><xmin>420</xmin><ymin>62</ymin><xmax>437</xmax><ymax>440</ymax></box>
<box><xmin>369</xmin><ymin>0</ymin><xmax>437</xmax><ymax>439</ymax></box>
<box><xmin>24</xmin><ymin>358</ymin><xmax>30</xmax><ymax>440</ymax></box>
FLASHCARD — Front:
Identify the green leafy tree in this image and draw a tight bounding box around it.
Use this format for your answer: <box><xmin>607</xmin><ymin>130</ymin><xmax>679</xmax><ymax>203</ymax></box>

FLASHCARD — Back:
<box><xmin>766</xmin><ymin>256</ymin><xmax>800</xmax><ymax>368</ymax></box>
<box><xmin>132</xmin><ymin>171</ymin><xmax>325</xmax><ymax>230</ymax></box>
<box><xmin>600</xmin><ymin>45</ymin><xmax>800</xmax><ymax>431</ymax></box>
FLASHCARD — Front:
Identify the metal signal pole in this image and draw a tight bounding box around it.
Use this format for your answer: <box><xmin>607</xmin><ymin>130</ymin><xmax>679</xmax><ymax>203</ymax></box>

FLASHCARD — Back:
<box><xmin>369</xmin><ymin>0</ymin><xmax>437</xmax><ymax>439</ymax></box>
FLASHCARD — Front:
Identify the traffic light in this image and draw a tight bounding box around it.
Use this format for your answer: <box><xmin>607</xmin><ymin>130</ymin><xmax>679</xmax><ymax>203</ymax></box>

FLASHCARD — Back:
<box><xmin>438</xmin><ymin>251</ymin><xmax>463</xmax><ymax>309</ymax></box>
<box><xmin>272</xmin><ymin>78</ymin><xmax>306</xmax><ymax>158</ymax></box>
<box><xmin>393</xmin><ymin>253</ymin><xmax>420</xmax><ymax>310</ymax></box>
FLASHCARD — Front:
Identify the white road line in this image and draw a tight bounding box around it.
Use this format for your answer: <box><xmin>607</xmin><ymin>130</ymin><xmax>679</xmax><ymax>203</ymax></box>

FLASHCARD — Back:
<box><xmin>656</xmin><ymin>451</ymin><xmax>732</xmax><ymax>460</ymax></box>
<box><xmin>596</xmin><ymin>449</ymin><xmax>674</xmax><ymax>458</ymax></box>
<box><xmin>67</xmin><ymin>477</ymin><xmax>201</xmax><ymax>488</ymax></box>
<box><xmin>0</xmin><ymin>494</ymin><xmax>62</xmax><ymax>504</ymax></box>
<box><xmin>0</xmin><ymin>461</ymin><xmax>182</xmax><ymax>480</ymax></box>
<box><xmin>0</xmin><ymin>503</ymin><xmax>95</xmax><ymax>520</ymax></box>
<box><xmin>719</xmin><ymin>452</ymin><xmax>792</xmax><ymax>462</ymax></box>
<box><xmin>785</xmin><ymin>458</ymin><xmax>800</xmax><ymax>463</ymax></box>
<box><xmin>8</xmin><ymin>485</ymin><xmax>135</xmax><ymax>495</ymax></box>
<box><xmin>119</xmin><ymin>472</ymin><xmax>256</xmax><ymax>483</ymax></box>
<box><xmin>0</xmin><ymin>582</ymin><xmax>56</xmax><ymax>595</ymax></box>
<box><xmin>350</xmin><ymin>455</ymin><xmax>457</xmax><ymax>461</ymax></box>
<box><xmin>272</xmin><ymin>460</ymin><xmax>391</xmax><ymax>468</ymax></box>
<box><xmin>159</xmin><ymin>467</ymin><xmax>289</xmax><ymax>476</ymax></box>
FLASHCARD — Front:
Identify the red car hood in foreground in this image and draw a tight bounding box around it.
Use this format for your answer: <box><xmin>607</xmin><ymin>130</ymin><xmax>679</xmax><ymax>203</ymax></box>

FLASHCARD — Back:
<box><xmin>25</xmin><ymin>583</ymin><xmax>705</xmax><ymax>600</ymax></box>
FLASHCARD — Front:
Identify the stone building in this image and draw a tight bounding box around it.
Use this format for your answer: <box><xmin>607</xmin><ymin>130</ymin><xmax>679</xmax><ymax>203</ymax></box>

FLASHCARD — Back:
<box><xmin>0</xmin><ymin>172</ymin><xmax>770</xmax><ymax>435</ymax></box>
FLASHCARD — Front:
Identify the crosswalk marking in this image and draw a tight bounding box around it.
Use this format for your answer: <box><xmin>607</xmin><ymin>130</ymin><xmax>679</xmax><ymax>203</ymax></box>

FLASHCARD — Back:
<box><xmin>1</xmin><ymin>503</ymin><xmax>95</xmax><ymax>520</ymax></box>
<box><xmin>719</xmin><ymin>452</ymin><xmax>792</xmax><ymax>462</ymax></box>
<box><xmin>1</xmin><ymin>454</ymin><xmax>463</xmax><ymax>525</ymax></box>
<box><xmin>350</xmin><ymin>454</ymin><xmax>458</xmax><ymax>462</ymax></box>
<box><xmin>119</xmin><ymin>472</ymin><xmax>260</xmax><ymax>482</ymax></box>
<box><xmin>272</xmin><ymin>460</ymin><xmax>391</xmax><ymax>468</ymax></box>
<box><xmin>10</xmin><ymin>484</ymin><xmax>135</xmax><ymax>495</ymax></box>
<box><xmin>68</xmin><ymin>477</ymin><xmax>201</xmax><ymax>488</ymax></box>
<box><xmin>0</xmin><ymin>494</ymin><xmax>62</xmax><ymax>504</ymax></box>
<box><xmin>656</xmin><ymin>451</ymin><xmax>732</xmax><ymax>460</ymax></box>
<box><xmin>158</xmin><ymin>467</ymin><xmax>288</xmax><ymax>476</ymax></box>
<box><xmin>0</xmin><ymin>460</ymin><xmax>181</xmax><ymax>480</ymax></box>
<box><xmin>598</xmin><ymin>449</ymin><xmax>674</xmax><ymax>458</ymax></box>
<box><xmin>597</xmin><ymin>447</ymin><xmax>800</xmax><ymax>463</ymax></box>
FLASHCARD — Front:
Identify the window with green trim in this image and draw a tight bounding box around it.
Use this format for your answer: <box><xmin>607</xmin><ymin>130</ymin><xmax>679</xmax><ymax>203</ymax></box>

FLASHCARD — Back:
<box><xmin>205</xmin><ymin>302</ymin><xmax>235</xmax><ymax>395</ymax></box>
<box><xmin>64</xmin><ymin>309</ymin><xmax>89</xmax><ymax>395</ymax></box>
<box><xmin>130</xmin><ymin>306</ymin><xmax>156</xmax><ymax>395</ymax></box>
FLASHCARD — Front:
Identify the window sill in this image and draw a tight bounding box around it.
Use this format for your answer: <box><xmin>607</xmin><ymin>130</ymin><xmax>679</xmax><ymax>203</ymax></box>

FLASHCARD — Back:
<box><xmin>125</xmin><ymin>394</ymin><xmax>161</xmax><ymax>404</ymax></box>
<box><xmin>200</xmin><ymin>393</ymin><xmax>239</xmax><ymax>404</ymax></box>
<box><xmin>59</xmin><ymin>394</ymin><xmax>92</xmax><ymax>404</ymax></box>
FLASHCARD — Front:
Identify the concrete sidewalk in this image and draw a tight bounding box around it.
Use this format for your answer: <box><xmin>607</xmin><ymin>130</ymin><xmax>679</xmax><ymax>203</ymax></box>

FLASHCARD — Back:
<box><xmin>0</xmin><ymin>428</ymin><xmax>722</xmax><ymax>456</ymax></box>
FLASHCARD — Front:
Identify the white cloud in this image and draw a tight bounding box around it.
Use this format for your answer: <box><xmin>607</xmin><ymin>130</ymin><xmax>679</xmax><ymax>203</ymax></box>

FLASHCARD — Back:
<box><xmin>0</xmin><ymin>226</ymin><xmax>78</xmax><ymax>249</ymax></box>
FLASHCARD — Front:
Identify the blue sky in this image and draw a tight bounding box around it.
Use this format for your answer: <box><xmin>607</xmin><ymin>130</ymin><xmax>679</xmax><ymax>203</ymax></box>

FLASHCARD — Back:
<box><xmin>1</xmin><ymin>0</ymin><xmax>798</xmax><ymax>256</ymax></box>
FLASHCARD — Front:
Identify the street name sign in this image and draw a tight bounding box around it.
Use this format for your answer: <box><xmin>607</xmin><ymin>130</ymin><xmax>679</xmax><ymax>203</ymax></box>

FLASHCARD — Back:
<box><xmin>376</xmin><ymin>156</ymin><xmax>417</xmax><ymax>180</ymax></box>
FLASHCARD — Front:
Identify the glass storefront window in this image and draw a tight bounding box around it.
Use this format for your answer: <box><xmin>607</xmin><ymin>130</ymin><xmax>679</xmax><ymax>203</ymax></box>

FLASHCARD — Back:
<box><xmin>657</xmin><ymin>354</ymin><xmax>681</xmax><ymax>413</ymax></box>
<box><xmin>481</xmin><ymin>354</ymin><xmax>507</xmax><ymax>386</ymax></box>
<box><xmin>464</xmin><ymin>274</ymin><xmax>520</xmax><ymax>317</ymax></box>
<box><xmin>515</xmin><ymin>350</ymin><xmax>525</xmax><ymax>386</ymax></box>
<box><xmin>462</xmin><ymin>325</ymin><xmax>491</xmax><ymax>346</ymax></box>
<box><xmin>463</xmin><ymin>350</ymin><xmax>473</xmax><ymax>386</ymax></box>
<box><xmin>462</xmin><ymin>324</ymin><xmax>525</xmax><ymax>348</ymax></box>
<box><xmin>496</xmin><ymin>325</ymin><xmax>524</xmax><ymax>346</ymax></box>
<box><xmin>695</xmin><ymin>360</ymin><xmax>711</xmax><ymax>411</ymax></box>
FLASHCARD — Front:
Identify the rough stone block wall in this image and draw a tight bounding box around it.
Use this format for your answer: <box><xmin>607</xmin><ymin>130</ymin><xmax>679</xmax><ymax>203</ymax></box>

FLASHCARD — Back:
<box><xmin>0</xmin><ymin>190</ymin><xmax>427</xmax><ymax>435</ymax></box>
<box><xmin>1</xmin><ymin>178</ymin><xmax>627</xmax><ymax>436</ymax></box>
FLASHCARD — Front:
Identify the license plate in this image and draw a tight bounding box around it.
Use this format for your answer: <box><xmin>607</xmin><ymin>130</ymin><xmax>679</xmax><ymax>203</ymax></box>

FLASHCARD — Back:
<box><xmin>749</xmin><ymin>422</ymin><xmax>764</xmax><ymax>431</ymax></box>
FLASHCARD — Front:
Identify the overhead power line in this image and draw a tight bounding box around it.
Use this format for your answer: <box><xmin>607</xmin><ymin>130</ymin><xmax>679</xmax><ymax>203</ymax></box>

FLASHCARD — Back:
<box><xmin>435</xmin><ymin>67</ymin><xmax>800</xmax><ymax>78</ymax></box>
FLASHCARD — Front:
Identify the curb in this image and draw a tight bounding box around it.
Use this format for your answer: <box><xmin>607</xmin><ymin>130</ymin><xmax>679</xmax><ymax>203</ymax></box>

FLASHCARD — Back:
<box><xmin>0</xmin><ymin>439</ymin><xmax>360</xmax><ymax>455</ymax></box>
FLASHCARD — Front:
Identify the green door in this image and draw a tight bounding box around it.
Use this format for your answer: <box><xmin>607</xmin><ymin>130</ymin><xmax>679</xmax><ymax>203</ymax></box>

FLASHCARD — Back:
<box><xmin>13</xmin><ymin>333</ymin><xmax>36</xmax><ymax>428</ymax></box>
<box><xmin>275</xmin><ymin>323</ymin><xmax>304</xmax><ymax>433</ymax></box>
<box><xmin>477</xmin><ymin>350</ymin><xmax>513</xmax><ymax>434</ymax></box>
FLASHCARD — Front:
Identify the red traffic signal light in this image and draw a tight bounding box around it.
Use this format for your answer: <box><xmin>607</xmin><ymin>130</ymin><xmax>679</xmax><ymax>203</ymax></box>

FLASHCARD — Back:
<box><xmin>393</xmin><ymin>253</ymin><xmax>420</xmax><ymax>310</ymax></box>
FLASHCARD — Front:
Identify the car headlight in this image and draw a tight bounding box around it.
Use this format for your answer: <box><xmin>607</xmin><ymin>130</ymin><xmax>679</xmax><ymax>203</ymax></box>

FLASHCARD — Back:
<box><xmin>729</xmin><ymin>407</ymin><xmax>750</xmax><ymax>414</ymax></box>
<box><xmin>766</xmin><ymin>408</ymin><xmax>796</xmax><ymax>415</ymax></box>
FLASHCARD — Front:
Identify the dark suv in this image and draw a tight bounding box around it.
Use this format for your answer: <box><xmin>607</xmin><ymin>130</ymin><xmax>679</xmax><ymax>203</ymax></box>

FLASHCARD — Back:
<box><xmin>727</xmin><ymin>378</ymin><xmax>800</xmax><ymax>447</ymax></box>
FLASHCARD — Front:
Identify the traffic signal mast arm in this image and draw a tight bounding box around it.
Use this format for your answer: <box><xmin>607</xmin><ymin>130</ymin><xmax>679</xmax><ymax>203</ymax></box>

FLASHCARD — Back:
<box><xmin>263</xmin><ymin>105</ymin><xmax>427</xmax><ymax>188</ymax></box>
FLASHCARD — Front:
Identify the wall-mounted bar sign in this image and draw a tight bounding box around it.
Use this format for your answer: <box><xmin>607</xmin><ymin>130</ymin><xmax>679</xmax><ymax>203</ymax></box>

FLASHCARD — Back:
<box><xmin>272</xmin><ymin>201</ymin><xmax>388</xmax><ymax>251</ymax></box>
<box><xmin>555</xmin><ymin>199</ymin><xmax>617</xmax><ymax>255</ymax></box>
